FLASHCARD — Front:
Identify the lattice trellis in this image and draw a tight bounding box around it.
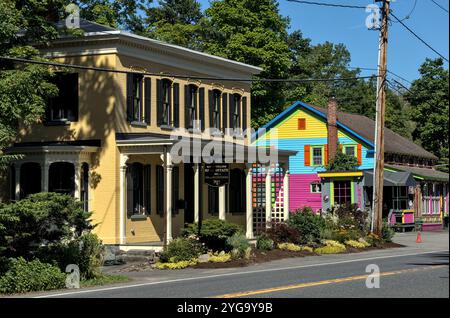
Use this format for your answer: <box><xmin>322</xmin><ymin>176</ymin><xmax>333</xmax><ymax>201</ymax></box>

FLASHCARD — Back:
<box><xmin>251</xmin><ymin>163</ymin><xmax>286</xmax><ymax>236</ymax></box>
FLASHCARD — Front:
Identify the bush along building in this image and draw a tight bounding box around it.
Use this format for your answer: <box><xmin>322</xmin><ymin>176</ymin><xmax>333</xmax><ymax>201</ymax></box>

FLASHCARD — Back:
<box><xmin>253</xmin><ymin>98</ymin><xmax>449</xmax><ymax>231</ymax></box>
<box><xmin>2</xmin><ymin>20</ymin><xmax>296</xmax><ymax>248</ymax></box>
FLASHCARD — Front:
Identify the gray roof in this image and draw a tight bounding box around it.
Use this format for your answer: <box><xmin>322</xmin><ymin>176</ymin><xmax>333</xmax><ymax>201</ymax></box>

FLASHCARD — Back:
<box><xmin>308</xmin><ymin>104</ymin><xmax>438</xmax><ymax>160</ymax></box>
<box><xmin>386</xmin><ymin>164</ymin><xmax>449</xmax><ymax>182</ymax></box>
<box><xmin>363</xmin><ymin>170</ymin><xmax>416</xmax><ymax>187</ymax></box>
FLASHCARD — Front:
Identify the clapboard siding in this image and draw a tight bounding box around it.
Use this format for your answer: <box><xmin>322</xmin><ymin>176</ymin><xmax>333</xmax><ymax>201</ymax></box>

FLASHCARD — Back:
<box><xmin>290</xmin><ymin>174</ymin><xmax>322</xmax><ymax>213</ymax></box>
<box><xmin>256</xmin><ymin>137</ymin><xmax>374</xmax><ymax>174</ymax></box>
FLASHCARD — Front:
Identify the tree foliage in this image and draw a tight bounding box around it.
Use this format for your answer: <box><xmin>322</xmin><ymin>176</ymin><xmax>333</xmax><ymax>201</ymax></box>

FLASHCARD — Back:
<box><xmin>324</xmin><ymin>149</ymin><xmax>360</xmax><ymax>172</ymax></box>
<box><xmin>406</xmin><ymin>58</ymin><xmax>449</xmax><ymax>160</ymax></box>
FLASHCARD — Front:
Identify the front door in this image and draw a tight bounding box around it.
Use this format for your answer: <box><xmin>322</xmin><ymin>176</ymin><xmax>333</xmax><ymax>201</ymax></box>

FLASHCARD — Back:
<box><xmin>184</xmin><ymin>163</ymin><xmax>195</xmax><ymax>224</ymax></box>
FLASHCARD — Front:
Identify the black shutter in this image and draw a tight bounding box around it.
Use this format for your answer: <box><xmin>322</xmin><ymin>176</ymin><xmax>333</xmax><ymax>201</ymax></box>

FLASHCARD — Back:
<box><xmin>229</xmin><ymin>94</ymin><xmax>235</xmax><ymax>129</ymax></box>
<box><xmin>172</xmin><ymin>166</ymin><xmax>179</xmax><ymax>214</ymax></box>
<box><xmin>241</xmin><ymin>170</ymin><xmax>246</xmax><ymax>212</ymax></box>
<box><xmin>184</xmin><ymin>85</ymin><xmax>190</xmax><ymax>129</ymax></box>
<box><xmin>156</xmin><ymin>79</ymin><xmax>163</xmax><ymax>126</ymax></box>
<box><xmin>126</xmin><ymin>73</ymin><xmax>134</xmax><ymax>122</ymax></box>
<box><xmin>199</xmin><ymin>87</ymin><xmax>205</xmax><ymax>131</ymax></box>
<box><xmin>68</xmin><ymin>73</ymin><xmax>79</xmax><ymax>121</ymax></box>
<box><xmin>144</xmin><ymin>78</ymin><xmax>151</xmax><ymax>125</ymax></box>
<box><xmin>242</xmin><ymin>96</ymin><xmax>247</xmax><ymax>132</ymax></box>
<box><xmin>173</xmin><ymin>83</ymin><xmax>180</xmax><ymax>128</ymax></box>
<box><xmin>208</xmin><ymin>90</ymin><xmax>214</xmax><ymax>129</ymax></box>
<box><xmin>156</xmin><ymin>165</ymin><xmax>164</xmax><ymax>216</ymax></box>
<box><xmin>222</xmin><ymin>93</ymin><xmax>228</xmax><ymax>132</ymax></box>
<box><xmin>126</xmin><ymin>165</ymin><xmax>133</xmax><ymax>217</ymax></box>
<box><xmin>144</xmin><ymin>165</ymin><xmax>151</xmax><ymax>214</ymax></box>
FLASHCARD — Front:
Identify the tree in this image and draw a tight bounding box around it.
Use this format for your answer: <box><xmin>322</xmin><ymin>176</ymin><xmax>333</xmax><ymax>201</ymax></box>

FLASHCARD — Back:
<box><xmin>139</xmin><ymin>0</ymin><xmax>204</xmax><ymax>49</ymax></box>
<box><xmin>406</xmin><ymin>58</ymin><xmax>449</xmax><ymax>160</ymax></box>
<box><xmin>325</xmin><ymin>150</ymin><xmax>360</xmax><ymax>172</ymax></box>
<box><xmin>0</xmin><ymin>0</ymin><xmax>64</xmax><ymax>168</ymax></box>
<box><xmin>201</xmin><ymin>0</ymin><xmax>292</xmax><ymax>127</ymax></box>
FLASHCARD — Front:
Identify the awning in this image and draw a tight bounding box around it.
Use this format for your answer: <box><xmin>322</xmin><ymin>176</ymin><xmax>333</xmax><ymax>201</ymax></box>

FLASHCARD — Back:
<box><xmin>363</xmin><ymin>170</ymin><xmax>416</xmax><ymax>187</ymax></box>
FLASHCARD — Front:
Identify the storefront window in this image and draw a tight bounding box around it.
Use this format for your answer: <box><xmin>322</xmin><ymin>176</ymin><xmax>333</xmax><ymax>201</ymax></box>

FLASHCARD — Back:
<box><xmin>333</xmin><ymin>180</ymin><xmax>351</xmax><ymax>205</ymax></box>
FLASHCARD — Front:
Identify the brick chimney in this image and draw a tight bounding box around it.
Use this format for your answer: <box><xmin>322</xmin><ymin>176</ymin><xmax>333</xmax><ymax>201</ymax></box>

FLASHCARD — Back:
<box><xmin>327</xmin><ymin>96</ymin><xmax>338</xmax><ymax>162</ymax></box>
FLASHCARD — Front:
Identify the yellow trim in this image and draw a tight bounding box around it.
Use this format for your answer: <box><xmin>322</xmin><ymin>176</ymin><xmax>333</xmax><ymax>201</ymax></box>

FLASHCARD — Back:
<box><xmin>318</xmin><ymin>171</ymin><xmax>363</xmax><ymax>178</ymax></box>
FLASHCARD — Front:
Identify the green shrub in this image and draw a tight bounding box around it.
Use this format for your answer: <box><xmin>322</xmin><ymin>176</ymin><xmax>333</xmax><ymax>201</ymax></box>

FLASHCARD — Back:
<box><xmin>314</xmin><ymin>245</ymin><xmax>346</xmax><ymax>254</ymax></box>
<box><xmin>287</xmin><ymin>207</ymin><xmax>326</xmax><ymax>245</ymax></box>
<box><xmin>381</xmin><ymin>220</ymin><xmax>395</xmax><ymax>243</ymax></box>
<box><xmin>209</xmin><ymin>251</ymin><xmax>232</xmax><ymax>263</ymax></box>
<box><xmin>0</xmin><ymin>192</ymin><xmax>94</xmax><ymax>260</ymax></box>
<box><xmin>0</xmin><ymin>257</ymin><xmax>66</xmax><ymax>294</ymax></box>
<box><xmin>181</xmin><ymin>219</ymin><xmax>241</xmax><ymax>251</ymax></box>
<box><xmin>227</xmin><ymin>233</ymin><xmax>250</xmax><ymax>258</ymax></box>
<box><xmin>154</xmin><ymin>259</ymin><xmax>198</xmax><ymax>270</ymax></box>
<box><xmin>333</xmin><ymin>203</ymin><xmax>369</xmax><ymax>234</ymax></box>
<box><xmin>256</xmin><ymin>233</ymin><xmax>274</xmax><ymax>251</ymax></box>
<box><xmin>265</xmin><ymin>222</ymin><xmax>300</xmax><ymax>244</ymax></box>
<box><xmin>278</xmin><ymin>242</ymin><xmax>301</xmax><ymax>252</ymax></box>
<box><xmin>159</xmin><ymin>237</ymin><xmax>204</xmax><ymax>263</ymax></box>
<box><xmin>37</xmin><ymin>233</ymin><xmax>104</xmax><ymax>280</ymax></box>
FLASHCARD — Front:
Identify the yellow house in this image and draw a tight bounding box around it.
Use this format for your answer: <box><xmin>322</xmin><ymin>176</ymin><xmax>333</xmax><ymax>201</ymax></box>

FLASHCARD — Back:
<box><xmin>4</xmin><ymin>21</ymin><xmax>293</xmax><ymax>248</ymax></box>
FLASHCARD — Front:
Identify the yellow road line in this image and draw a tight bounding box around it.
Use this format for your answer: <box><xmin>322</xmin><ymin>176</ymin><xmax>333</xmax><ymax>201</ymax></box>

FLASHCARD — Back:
<box><xmin>211</xmin><ymin>265</ymin><xmax>447</xmax><ymax>298</ymax></box>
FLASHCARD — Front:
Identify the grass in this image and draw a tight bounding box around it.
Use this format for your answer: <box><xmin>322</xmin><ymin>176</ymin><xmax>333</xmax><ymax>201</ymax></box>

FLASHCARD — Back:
<box><xmin>80</xmin><ymin>274</ymin><xmax>130</xmax><ymax>287</ymax></box>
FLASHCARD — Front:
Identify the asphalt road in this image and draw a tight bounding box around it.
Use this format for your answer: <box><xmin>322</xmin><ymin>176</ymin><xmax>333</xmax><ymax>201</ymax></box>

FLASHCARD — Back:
<box><xmin>9</xmin><ymin>231</ymin><xmax>446</xmax><ymax>298</ymax></box>
<box><xmin>30</xmin><ymin>250</ymin><xmax>448</xmax><ymax>298</ymax></box>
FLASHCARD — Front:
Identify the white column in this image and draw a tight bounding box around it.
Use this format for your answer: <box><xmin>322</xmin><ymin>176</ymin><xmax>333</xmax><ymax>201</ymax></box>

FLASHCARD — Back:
<box><xmin>15</xmin><ymin>164</ymin><xmax>21</xmax><ymax>201</ymax></box>
<box><xmin>283</xmin><ymin>169</ymin><xmax>290</xmax><ymax>221</ymax></box>
<box><xmin>194</xmin><ymin>163</ymin><xmax>200</xmax><ymax>223</ymax></box>
<box><xmin>119</xmin><ymin>154</ymin><xmax>129</xmax><ymax>245</ymax></box>
<box><xmin>165</xmin><ymin>152</ymin><xmax>173</xmax><ymax>243</ymax></box>
<box><xmin>265</xmin><ymin>166</ymin><xmax>272</xmax><ymax>227</ymax></box>
<box><xmin>41</xmin><ymin>162</ymin><xmax>49</xmax><ymax>192</ymax></box>
<box><xmin>245</xmin><ymin>165</ymin><xmax>253</xmax><ymax>239</ymax></box>
<box><xmin>219</xmin><ymin>186</ymin><xmax>226</xmax><ymax>220</ymax></box>
<box><xmin>74</xmin><ymin>162</ymin><xmax>81</xmax><ymax>200</ymax></box>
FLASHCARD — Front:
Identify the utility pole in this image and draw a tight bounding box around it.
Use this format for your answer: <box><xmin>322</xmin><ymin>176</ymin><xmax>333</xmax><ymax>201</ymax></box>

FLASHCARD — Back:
<box><xmin>372</xmin><ymin>0</ymin><xmax>390</xmax><ymax>236</ymax></box>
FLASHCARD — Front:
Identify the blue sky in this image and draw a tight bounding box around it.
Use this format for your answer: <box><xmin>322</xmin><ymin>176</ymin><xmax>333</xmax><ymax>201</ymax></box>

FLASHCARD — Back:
<box><xmin>197</xmin><ymin>0</ymin><xmax>449</xmax><ymax>84</ymax></box>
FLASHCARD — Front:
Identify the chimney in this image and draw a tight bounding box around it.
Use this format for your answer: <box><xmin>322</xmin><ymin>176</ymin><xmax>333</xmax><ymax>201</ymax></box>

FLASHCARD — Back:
<box><xmin>327</xmin><ymin>96</ymin><xmax>338</xmax><ymax>162</ymax></box>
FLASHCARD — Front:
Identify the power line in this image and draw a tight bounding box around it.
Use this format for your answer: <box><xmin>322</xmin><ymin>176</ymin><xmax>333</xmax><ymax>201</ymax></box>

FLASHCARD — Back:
<box><xmin>390</xmin><ymin>12</ymin><xmax>449</xmax><ymax>62</ymax></box>
<box><xmin>286</xmin><ymin>0</ymin><xmax>366</xmax><ymax>9</ymax></box>
<box><xmin>430</xmin><ymin>0</ymin><xmax>449</xmax><ymax>13</ymax></box>
<box><xmin>391</xmin><ymin>0</ymin><xmax>417</xmax><ymax>23</ymax></box>
<box><xmin>0</xmin><ymin>56</ymin><xmax>378</xmax><ymax>83</ymax></box>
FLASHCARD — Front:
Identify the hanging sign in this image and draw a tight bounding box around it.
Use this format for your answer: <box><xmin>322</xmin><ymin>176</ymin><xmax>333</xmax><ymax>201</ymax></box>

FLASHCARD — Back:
<box><xmin>204</xmin><ymin>164</ymin><xmax>230</xmax><ymax>187</ymax></box>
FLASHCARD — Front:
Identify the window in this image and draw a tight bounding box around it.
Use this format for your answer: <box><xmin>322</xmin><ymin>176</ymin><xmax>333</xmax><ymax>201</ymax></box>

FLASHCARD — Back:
<box><xmin>126</xmin><ymin>163</ymin><xmax>151</xmax><ymax>216</ymax></box>
<box><xmin>47</xmin><ymin>73</ymin><xmax>78</xmax><ymax>122</ymax></box>
<box><xmin>298</xmin><ymin>118</ymin><xmax>306</xmax><ymax>130</ymax></box>
<box><xmin>185</xmin><ymin>85</ymin><xmax>198</xmax><ymax>129</ymax></box>
<box><xmin>310</xmin><ymin>182</ymin><xmax>322</xmax><ymax>193</ymax></box>
<box><xmin>333</xmin><ymin>180</ymin><xmax>352</xmax><ymax>205</ymax></box>
<box><xmin>49</xmin><ymin>162</ymin><xmax>75</xmax><ymax>196</ymax></box>
<box><xmin>392</xmin><ymin>186</ymin><xmax>408</xmax><ymax>210</ymax></box>
<box><xmin>127</xmin><ymin>75</ymin><xmax>151</xmax><ymax>124</ymax></box>
<box><xmin>311</xmin><ymin>146</ymin><xmax>324</xmax><ymax>166</ymax></box>
<box><xmin>162</xmin><ymin>80</ymin><xmax>171</xmax><ymax>126</ymax></box>
<box><xmin>343</xmin><ymin>145</ymin><xmax>357</xmax><ymax>157</ymax></box>
<box><xmin>229</xmin><ymin>168</ymin><xmax>246</xmax><ymax>213</ymax></box>
<box><xmin>208</xmin><ymin>185</ymin><xmax>219</xmax><ymax>215</ymax></box>
<box><xmin>156</xmin><ymin>165</ymin><xmax>164</xmax><ymax>216</ymax></box>
<box><xmin>172</xmin><ymin>166</ymin><xmax>179</xmax><ymax>214</ymax></box>
<box><xmin>80</xmin><ymin>163</ymin><xmax>89</xmax><ymax>212</ymax></box>
<box><xmin>233</xmin><ymin>94</ymin><xmax>241</xmax><ymax>129</ymax></box>
<box><xmin>20</xmin><ymin>162</ymin><xmax>41</xmax><ymax>199</ymax></box>
<box><xmin>212</xmin><ymin>90</ymin><xmax>221</xmax><ymax>130</ymax></box>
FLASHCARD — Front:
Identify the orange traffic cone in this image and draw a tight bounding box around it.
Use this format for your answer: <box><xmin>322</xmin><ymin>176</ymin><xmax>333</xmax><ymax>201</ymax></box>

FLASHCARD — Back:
<box><xmin>416</xmin><ymin>231</ymin><xmax>422</xmax><ymax>243</ymax></box>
